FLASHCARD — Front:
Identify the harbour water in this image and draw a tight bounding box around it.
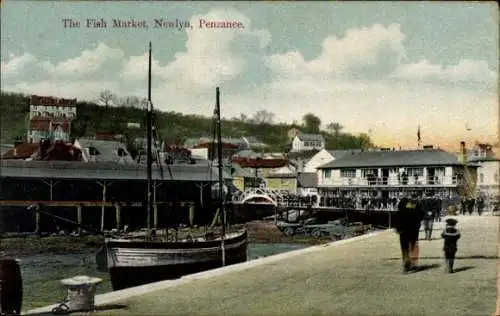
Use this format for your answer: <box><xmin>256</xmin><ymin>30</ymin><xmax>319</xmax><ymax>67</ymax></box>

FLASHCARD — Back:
<box><xmin>19</xmin><ymin>242</ymin><xmax>307</xmax><ymax>311</ymax></box>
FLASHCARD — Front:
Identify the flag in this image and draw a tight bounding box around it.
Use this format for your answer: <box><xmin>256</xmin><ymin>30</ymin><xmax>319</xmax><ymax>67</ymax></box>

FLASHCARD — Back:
<box><xmin>417</xmin><ymin>125</ymin><xmax>421</xmax><ymax>146</ymax></box>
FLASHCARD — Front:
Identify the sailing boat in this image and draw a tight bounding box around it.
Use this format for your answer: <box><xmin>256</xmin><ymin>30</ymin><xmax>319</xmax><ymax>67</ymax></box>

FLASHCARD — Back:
<box><xmin>103</xmin><ymin>42</ymin><xmax>247</xmax><ymax>291</ymax></box>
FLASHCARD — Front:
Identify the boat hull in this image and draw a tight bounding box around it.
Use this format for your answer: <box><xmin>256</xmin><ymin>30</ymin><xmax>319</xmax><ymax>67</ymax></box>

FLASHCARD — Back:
<box><xmin>105</xmin><ymin>229</ymin><xmax>247</xmax><ymax>291</ymax></box>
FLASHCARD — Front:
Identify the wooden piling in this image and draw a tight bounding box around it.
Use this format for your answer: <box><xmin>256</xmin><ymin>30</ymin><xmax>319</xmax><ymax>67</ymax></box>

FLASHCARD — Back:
<box><xmin>115</xmin><ymin>204</ymin><xmax>121</xmax><ymax>230</ymax></box>
<box><xmin>35</xmin><ymin>207</ymin><xmax>40</xmax><ymax>233</ymax></box>
<box><xmin>153</xmin><ymin>204</ymin><xmax>158</xmax><ymax>229</ymax></box>
<box><xmin>77</xmin><ymin>205</ymin><xmax>83</xmax><ymax>234</ymax></box>
<box><xmin>189</xmin><ymin>204</ymin><xmax>195</xmax><ymax>226</ymax></box>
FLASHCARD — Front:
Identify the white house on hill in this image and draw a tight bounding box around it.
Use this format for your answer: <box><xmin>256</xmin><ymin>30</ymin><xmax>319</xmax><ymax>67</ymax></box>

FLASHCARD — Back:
<box><xmin>291</xmin><ymin>134</ymin><xmax>325</xmax><ymax>152</ymax></box>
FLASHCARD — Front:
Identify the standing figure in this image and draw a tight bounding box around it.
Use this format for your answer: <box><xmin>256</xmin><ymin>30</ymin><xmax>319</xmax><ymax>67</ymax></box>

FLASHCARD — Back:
<box><xmin>421</xmin><ymin>193</ymin><xmax>435</xmax><ymax>241</ymax></box>
<box><xmin>477</xmin><ymin>195</ymin><xmax>484</xmax><ymax>216</ymax></box>
<box><xmin>467</xmin><ymin>198</ymin><xmax>475</xmax><ymax>215</ymax></box>
<box><xmin>441</xmin><ymin>218</ymin><xmax>460</xmax><ymax>273</ymax></box>
<box><xmin>460</xmin><ymin>198</ymin><xmax>467</xmax><ymax>215</ymax></box>
<box><xmin>395</xmin><ymin>193</ymin><xmax>425</xmax><ymax>273</ymax></box>
<box><xmin>435</xmin><ymin>197</ymin><xmax>443</xmax><ymax>222</ymax></box>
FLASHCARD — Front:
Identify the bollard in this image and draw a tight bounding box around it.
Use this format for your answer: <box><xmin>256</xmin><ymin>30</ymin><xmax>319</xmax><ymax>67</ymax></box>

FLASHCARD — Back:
<box><xmin>54</xmin><ymin>275</ymin><xmax>102</xmax><ymax>313</ymax></box>
<box><xmin>0</xmin><ymin>258</ymin><xmax>23</xmax><ymax>315</ymax></box>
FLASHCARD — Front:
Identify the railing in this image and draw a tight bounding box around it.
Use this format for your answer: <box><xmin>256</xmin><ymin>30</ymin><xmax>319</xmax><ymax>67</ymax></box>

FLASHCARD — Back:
<box><xmin>319</xmin><ymin>175</ymin><xmax>462</xmax><ymax>187</ymax></box>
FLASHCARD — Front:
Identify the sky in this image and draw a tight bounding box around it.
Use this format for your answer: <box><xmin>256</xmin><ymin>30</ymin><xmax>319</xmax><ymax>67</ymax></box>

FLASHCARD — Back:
<box><xmin>1</xmin><ymin>1</ymin><xmax>498</xmax><ymax>151</ymax></box>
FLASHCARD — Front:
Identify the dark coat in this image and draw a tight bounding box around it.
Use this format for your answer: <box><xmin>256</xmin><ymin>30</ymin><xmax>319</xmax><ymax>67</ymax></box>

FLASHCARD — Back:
<box><xmin>395</xmin><ymin>197</ymin><xmax>425</xmax><ymax>233</ymax></box>
<box><xmin>442</xmin><ymin>226</ymin><xmax>460</xmax><ymax>251</ymax></box>
<box><xmin>421</xmin><ymin>198</ymin><xmax>436</xmax><ymax>220</ymax></box>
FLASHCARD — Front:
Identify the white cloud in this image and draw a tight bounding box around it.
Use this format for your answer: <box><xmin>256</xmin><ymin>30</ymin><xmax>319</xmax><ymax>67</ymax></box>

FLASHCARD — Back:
<box><xmin>5</xmin><ymin>80</ymin><xmax>122</xmax><ymax>101</ymax></box>
<box><xmin>121</xmin><ymin>8</ymin><xmax>271</xmax><ymax>89</ymax></box>
<box><xmin>265</xmin><ymin>23</ymin><xmax>406</xmax><ymax>79</ymax></box>
<box><xmin>43</xmin><ymin>43</ymin><xmax>124</xmax><ymax>77</ymax></box>
<box><xmin>1</xmin><ymin>52</ymin><xmax>37</xmax><ymax>77</ymax></box>
<box><xmin>391</xmin><ymin>59</ymin><xmax>497</xmax><ymax>83</ymax></box>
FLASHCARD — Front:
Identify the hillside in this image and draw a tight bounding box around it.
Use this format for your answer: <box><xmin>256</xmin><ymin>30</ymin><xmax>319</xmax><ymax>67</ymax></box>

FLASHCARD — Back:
<box><xmin>0</xmin><ymin>91</ymin><xmax>375</xmax><ymax>152</ymax></box>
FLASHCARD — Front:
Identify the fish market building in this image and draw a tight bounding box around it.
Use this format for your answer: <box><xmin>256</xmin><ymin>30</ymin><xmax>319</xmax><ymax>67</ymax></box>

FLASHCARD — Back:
<box><xmin>316</xmin><ymin>147</ymin><xmax>478</xmax><ymax>209</ymax></box>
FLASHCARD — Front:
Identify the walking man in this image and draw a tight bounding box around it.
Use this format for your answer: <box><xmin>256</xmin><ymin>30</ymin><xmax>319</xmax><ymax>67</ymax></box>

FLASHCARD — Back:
<box><xmin>422</xmin><ymin>193</ymin><xmax>435</xmax><ymax>241</ymax></box>
<box><xmin>395</xmin><ymin>193</ymin><xmax>425</xmax><ymax>273</ymax></box>
<box><xmin>477</xmin><ymin>195</ymin><xmax>485</xmax><ymax>216</ymax></box>
<box><xmin>435</xmin><ymin>196</ymin><xmax>443</xmax><ymax>222</ymax></box>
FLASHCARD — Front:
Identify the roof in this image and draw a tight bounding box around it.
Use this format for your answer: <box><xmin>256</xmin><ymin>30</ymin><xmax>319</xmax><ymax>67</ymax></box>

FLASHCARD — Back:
<box><xmin>242</xmin><ymin>136</ymin><xmax>268</xmax><ymax>148</ymax></box>
<box><xmin>184</xmin><ymin>137</ymin><xmax>243</xmax><ymax>148</ymax></box>
<box><xmin>3</xmin><ymin>143</ymin><xmax>40</xmax><ymax>159</ymax></box>
<box><xmin>326</xmin><ymin>149</ymin><xmax>363</xmax><ymax>159</ymax></box>
<box><xmin>317</xmin><ymin>149</ymin><xmax>466</xmax><ymax>169</ymax></box>
<box><xmin>0</xmin><ymin>144</ymin><xmax>14</xmax><ymax>156</ymax></box>
<box><xmin>0</xmin><ymin>160</ymin><xmax>220</xmax><ymax>182</ymax></box>
<box><xmin>228</xmin><ymin>163</ymin><xmax>255</xmax><ymax>178</ymax></box>
<box><xmin>75</xmin><ymin>139</ymin><xmax>135</xmax><ymax>164</ymax></box>
<box><xmin>266</xmin><ymin>165</ymin><xmax>297</xmax><ymax>178</ymax></box>
<box><xmin>234</xmin><ymin>150</ymin><xmax>258</xmax><ymax>158</ymax></box>
<box><xmin>296</xmin><ymin>133</ymin><xmax>325</xmax><ymax>142</ymax></box>
<box><xmin>297</xmin><ymin>172</ymin><xmax>317</xmax><ymax>188</ymax></box>
<box><xmin>468</xmin><ymin>157</ymin><xmax>500</xmax><ymax>163</ymax></box>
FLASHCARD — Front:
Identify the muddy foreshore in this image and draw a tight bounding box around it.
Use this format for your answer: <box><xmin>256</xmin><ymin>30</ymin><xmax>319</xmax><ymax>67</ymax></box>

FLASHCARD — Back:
<box><xmin>0</xmin><ymin>221</ymin><xmax>331</xmax><ymax>256</ymax></box>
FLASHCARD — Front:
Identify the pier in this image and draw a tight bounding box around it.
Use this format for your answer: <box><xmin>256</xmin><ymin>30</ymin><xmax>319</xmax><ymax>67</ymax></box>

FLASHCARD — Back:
<box><xmin>26</xmin><ymin>215</ymin><xmax>498</xmax><ymax>316</ymax></box>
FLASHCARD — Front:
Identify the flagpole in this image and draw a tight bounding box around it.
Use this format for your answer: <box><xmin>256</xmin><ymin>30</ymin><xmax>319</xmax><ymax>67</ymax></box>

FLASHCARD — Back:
<box><xmin>417</xmin><ymin>125</ymin><xmax>421</xmax><ymax>149</ymax></box>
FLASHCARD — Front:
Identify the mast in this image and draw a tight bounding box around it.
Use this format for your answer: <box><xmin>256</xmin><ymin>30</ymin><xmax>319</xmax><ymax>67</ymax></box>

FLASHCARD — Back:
<box><xmin>215</xmin><ymin>87</ymin><xmax>226</xmax><ymax>266</ymax></box>
<box><xmin>146</xmin><ymin>42</ymin><xmax>153</xmax><ymax>236</ymax></box>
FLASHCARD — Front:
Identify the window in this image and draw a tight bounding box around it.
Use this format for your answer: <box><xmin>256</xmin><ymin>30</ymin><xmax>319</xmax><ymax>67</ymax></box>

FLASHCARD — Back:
<box><xmin>361</xmin><ymin>169</ymin><xmax>377</xmax><ymax>178</ymax></box>
<box><xmin>340</xmin><ymin>169</ymin><xmax>356</xmax><ymax>178</ymax></box>
<box><xmin>324</xmin><ymin>170</ymin><xmax>331</xmax><ymax>178</ymax></box>
<box><xmin>407</xmin><ymin>168</ymin><xmax>424</xmax><ymax>177</ymax></box>
<box><xmin>479</xmin><ymin>173</ymin><xmax>484</xmax><ymax>183</ymax></box>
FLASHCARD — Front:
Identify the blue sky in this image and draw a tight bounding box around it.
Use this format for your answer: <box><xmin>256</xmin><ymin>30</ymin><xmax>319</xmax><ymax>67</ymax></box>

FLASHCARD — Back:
<box><xmin>1</xmin><ymin>1</ymin><xmax>498</xmax><ymax>150</ymax></box>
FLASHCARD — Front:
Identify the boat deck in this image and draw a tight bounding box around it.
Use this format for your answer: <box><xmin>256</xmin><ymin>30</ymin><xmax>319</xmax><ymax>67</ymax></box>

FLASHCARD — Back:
<box><xmin>26</xmin><ymin>215</ymin><xmax>499</xmax><ymax>316</ymax></box>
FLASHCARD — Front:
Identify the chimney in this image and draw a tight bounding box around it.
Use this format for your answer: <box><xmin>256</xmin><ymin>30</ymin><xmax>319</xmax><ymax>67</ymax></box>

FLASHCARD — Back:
<box><xmin>459</xmin><ymin>141</ymin><xmax>466</xmax><ymax>163</ymax></box>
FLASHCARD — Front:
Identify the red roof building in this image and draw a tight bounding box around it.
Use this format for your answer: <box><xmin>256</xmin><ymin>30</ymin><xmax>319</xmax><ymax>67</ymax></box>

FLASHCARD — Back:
<box><xmin>27</xmin><ymin>95</ymin><xmax>77</xmax><ymax>143</ymax></box>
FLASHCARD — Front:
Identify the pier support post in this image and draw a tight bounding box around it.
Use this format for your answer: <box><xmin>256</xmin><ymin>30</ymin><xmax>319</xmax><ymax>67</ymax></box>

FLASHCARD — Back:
<box><xmin>153</xmin><ymin>204</ymin><xmax>158</xmax><ymax>229</ymax></box>
<box><xmin>189</xmin><ymin>204</ymin><xmax>195</xmax><ymax>226</ymax></box>
<box><xmin>115</xmin><ymin>204</ymin><xmax>121</xmax><ymax>230</ymax></box>
<box><xmin>77</xmin><ymin>205</ymin><xmax>83</xmax><ymax>234</ymax></box>
<box><xmin>195</xmin><ymin>183</ymin><xmax>209</xmax><ymax>207</ymax></box>
<box><xmin>96</xmin><ymin>181</ymin><xmax>112</xmax><ymax>232</ymax></box>
<box><xmin>388</xmin><ymin>211</ymin><xmax>392</xmax><ymax>229</ymax></box>
<box><xmin>40</xmin><ymin>179</ymin><xmax>59</xmax><ymax>201</ymax></box>
<box><xmin>35</xmin><ymin>206</ymin><xmax>40</xmax><ymax>234</ymax></box>
<box><xmin>153</xmin><ymin>181</ymin><xmax>162</xmax><ymax>229</ymax></box>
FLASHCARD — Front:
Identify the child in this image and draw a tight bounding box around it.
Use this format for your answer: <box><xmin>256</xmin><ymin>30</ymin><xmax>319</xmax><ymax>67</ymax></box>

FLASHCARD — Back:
<box><xmin>441</xmin><ymin>218</ymin><xmax>460</xmax><ymax>273</ymax></box>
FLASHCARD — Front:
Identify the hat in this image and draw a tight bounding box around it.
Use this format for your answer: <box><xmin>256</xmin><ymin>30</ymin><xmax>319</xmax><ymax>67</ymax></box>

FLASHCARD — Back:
<box><xmin>445</xmin><ymin>218</ymin><xmax>458</xmax><ymax>226</ymax></box>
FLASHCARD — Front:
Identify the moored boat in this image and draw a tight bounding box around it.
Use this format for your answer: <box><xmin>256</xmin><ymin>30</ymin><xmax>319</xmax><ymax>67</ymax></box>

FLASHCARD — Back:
<box><xmin>105</xmin><ymin>229</ymin><xmax>247</xmax><ymax>290</ymax></box>
<box><xmin>101</xmin><ymin>43</ymin><xmax>247</xmax><ymax>291</ymax></box>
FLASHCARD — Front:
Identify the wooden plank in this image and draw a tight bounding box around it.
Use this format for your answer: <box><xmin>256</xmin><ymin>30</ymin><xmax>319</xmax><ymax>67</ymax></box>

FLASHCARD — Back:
<box><xmin>0</xmin><ymin>200</ymin><xmax>197</xmax><ymax>207</ymax></box>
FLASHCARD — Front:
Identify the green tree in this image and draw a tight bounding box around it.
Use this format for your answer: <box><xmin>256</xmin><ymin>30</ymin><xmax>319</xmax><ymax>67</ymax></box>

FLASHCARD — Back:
<box><xmin>302</xmin><ymin>113</ymin><xmax>321</xmax><ymax>133</ymax></box>
<box><xmin>252</xmin><ymin>110</ymin><xmax>275</xmax><ymax>124</ymax></box>
<box><xmin>326</xmin><ymin>122</ymin><xmax>343</xmax><ymax>138</ymax></box>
